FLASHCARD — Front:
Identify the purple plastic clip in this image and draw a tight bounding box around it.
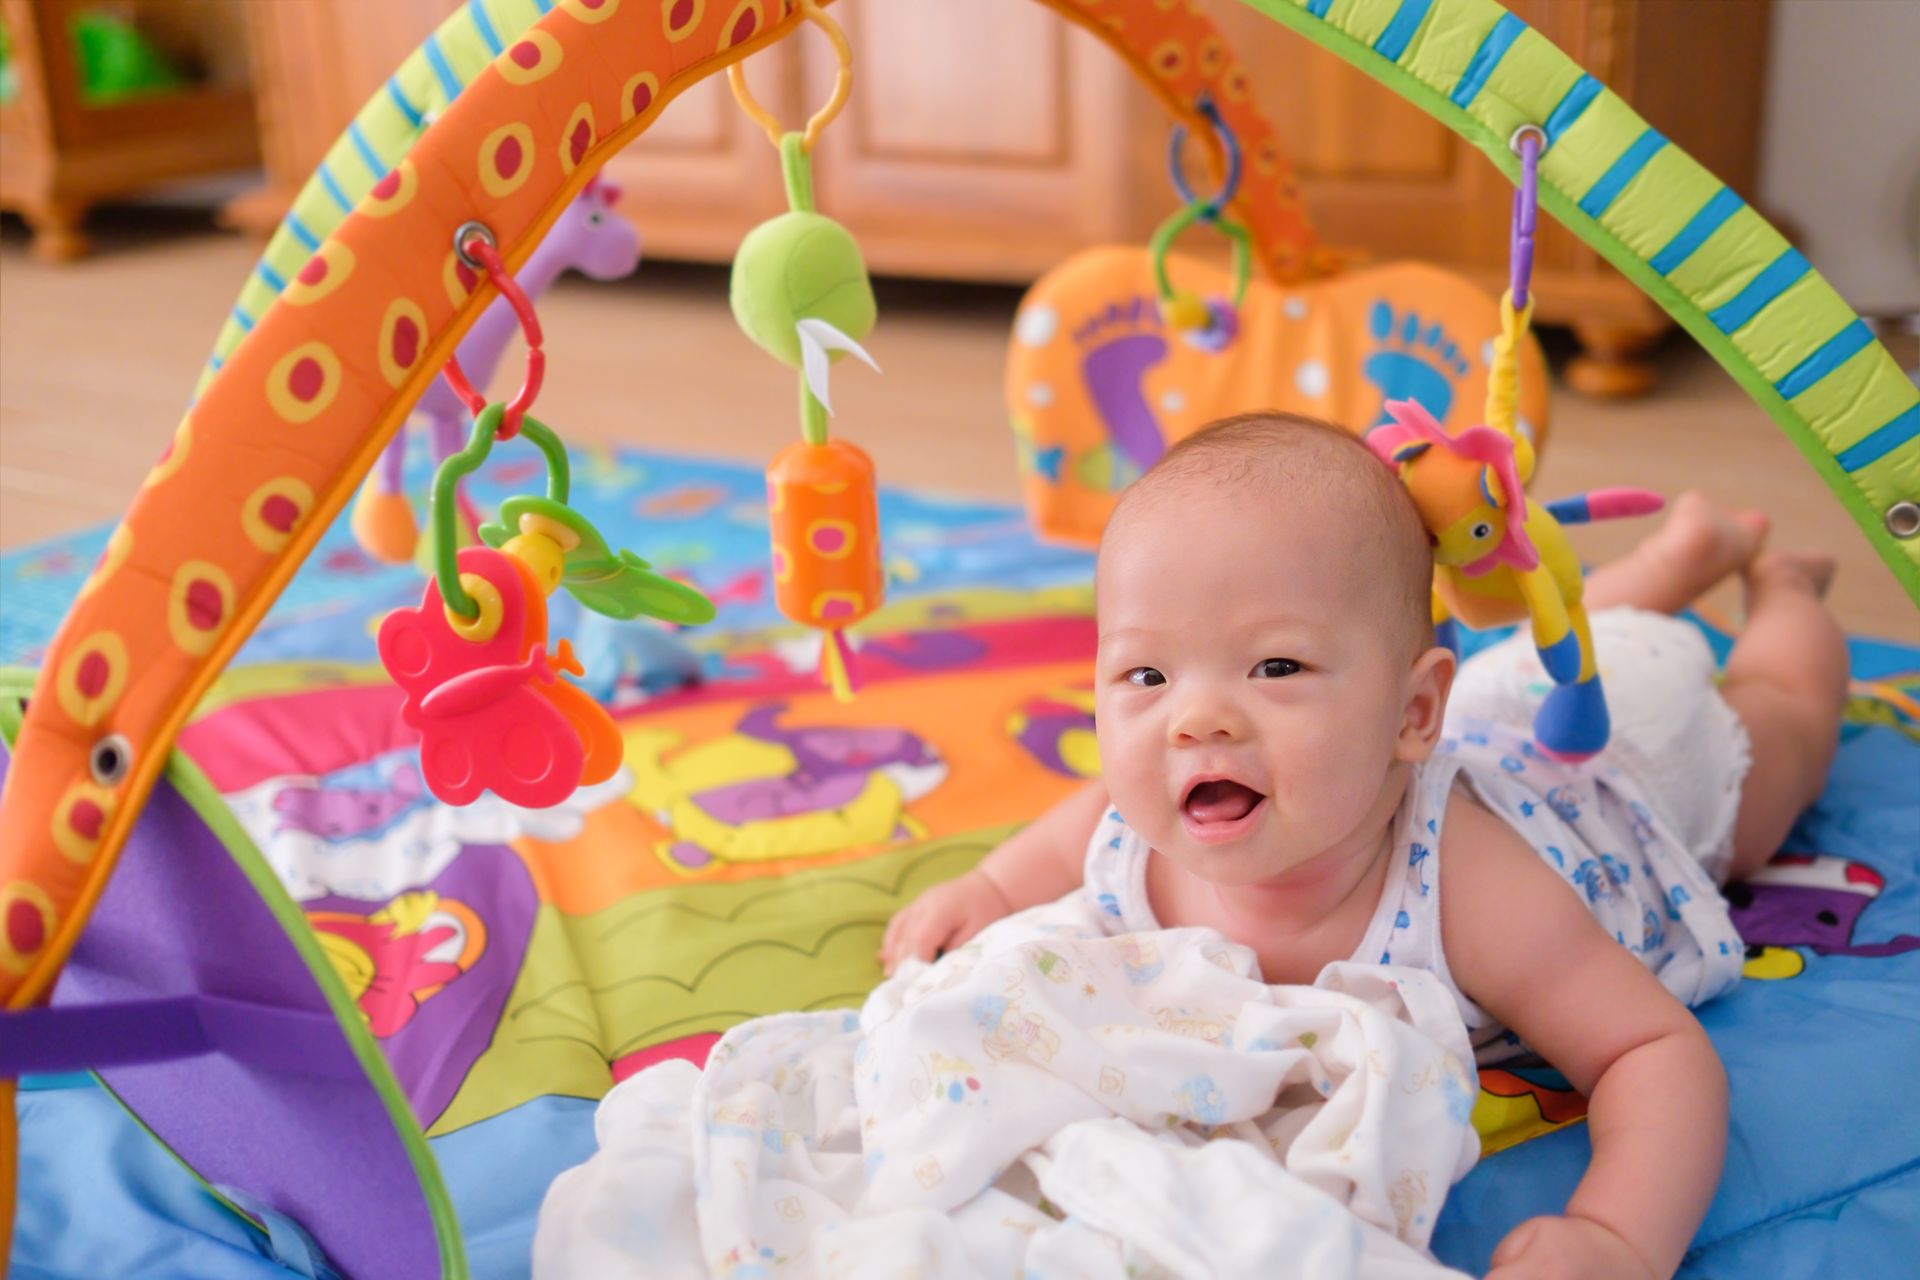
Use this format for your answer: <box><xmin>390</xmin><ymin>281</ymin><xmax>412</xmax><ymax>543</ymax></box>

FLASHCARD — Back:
<box><xmin>1181</xmin><ymin>296</ymin><xmax>1241</xmax><ymax>353</ymax></box>
<box><xmin>1509</xmin><ymin>124</ymin><xmax>1543</xmax><ymax>310</ymax></box>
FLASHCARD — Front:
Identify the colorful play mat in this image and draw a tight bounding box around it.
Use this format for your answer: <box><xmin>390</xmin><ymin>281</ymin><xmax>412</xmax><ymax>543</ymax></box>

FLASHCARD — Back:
<box><xmin>7</xmin><ymin>438</ymin><xmax>1918</xmax><ymax>1277</ymax></box>
<box><xmin>4</xmin><ymin>0</ymin><xmax>1917</xmax><ymax>1276</ymax></box>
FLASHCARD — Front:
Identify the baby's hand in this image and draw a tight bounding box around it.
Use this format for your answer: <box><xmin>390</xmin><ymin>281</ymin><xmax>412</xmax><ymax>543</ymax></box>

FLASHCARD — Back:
<box><xmin>1486</xmin><ymin>1215</ymin><xmax>1655</xmax><ymax>1280</ymax></box>
<box><xmin>878</xmin><ymin>870</ymin><xmax>1012</xmax><ymax>976</ymax></box>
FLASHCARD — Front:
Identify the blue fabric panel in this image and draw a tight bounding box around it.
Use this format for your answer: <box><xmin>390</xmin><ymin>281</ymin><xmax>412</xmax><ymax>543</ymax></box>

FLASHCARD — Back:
<box><xmin>347</xmin><ymin>122</ymin><xmax>388</xmax><ymax>181</ymax></box>
<box><xmin>385</xmin><ymin>77</ymin><xmax>424</xmax><ymax>128</ymax></box>
<box><xmin>1579</xmin><ymin>129</ymin><xmax>1667</xmax><ymax>217</ymax></box>
<box><xmin>285</xmin><ymin>215</ymin><xmax>322</xmax><ymax>253</ymax></box>
<box><xmin>1708</xmin><ymin>249</ymin><xmax>1811</xmax><ymax>333</ymax></box>
<box><xmin>1543</xmin><ymin>74</ymin><xmax>1602</xmax><ymax>146</ymax></box>
<box><xmin>423</xmin><ymin>32</ymin><xmax>464</xmax><ymax>103</ymax></box>
<box><xmin>467</xmin><ymin>0</ymin><xmax>505</xmax><ymax>57</ymax></box>
<box><xmin>1837</xmin><ymin>401</ymin><xmax>1919</xmax><ymax>473</ymax></box>
<box><xmin>1450</xmin><ymin>13</ymin><xmax>1525</xmax><ymax>108</ymax></box>
<box><xmin>1651</xmin><ymin>188</ymin><xmax>1743</xmax><ymax>276</ymax></box>
<box><xmin>1374</xmin><ymin>0</ymin><xmax>1435</xmax><ymax>62</ymax></box>
<box><xmin>1778</xmin><ymin>319</ymin><xmax>1874</xmax><ymax>400</ymax></box>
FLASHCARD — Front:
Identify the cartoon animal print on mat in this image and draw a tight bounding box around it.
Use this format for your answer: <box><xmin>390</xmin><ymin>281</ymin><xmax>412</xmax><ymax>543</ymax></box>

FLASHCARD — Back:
<box><xmin>273</xmin><ymin>762</ymin><xmax>425</xmax><ymax>841</ymax></box>
<box><xmin>1007</xmin><ymin>686</ymin><xmax>1098</xmax><ymax>779</ymax></box>
<box><xmin>1472</xmin><ymin>1059</ymin><xmax>1590</xmax><ymax>1157</ymax></box>
<box><xmin>627</xmin><ymin>703</ymin><xmax>948</xmax><ymax>873</ymax></box>
<box><xmin>309</xmin><ymin>891</ymin><xmax>486</xmax><ymax>1039</ymax></box>
<box><xmin>1362</xmin><ymin>300</ymin><xmax>1472</xmax><ymax>425</ymax></box>
<box><xmin>303</xmin><ymin>842</ymin><xmax>535</xmax><ymax>1127</ymax></box>
<box><xmin>1725</xmin><ymin>851</ymin><xmax>1920</xmax><ymax>980</ymax></box>
<box><xmin>1842</xmin><ymin>667</ymin><xmax>1920</xmax><ymax>741</ymax></box>
<box><xmin>860</xmin><ymin>630</ymin><xmax>990</xmax><ymax>672</ymax></box>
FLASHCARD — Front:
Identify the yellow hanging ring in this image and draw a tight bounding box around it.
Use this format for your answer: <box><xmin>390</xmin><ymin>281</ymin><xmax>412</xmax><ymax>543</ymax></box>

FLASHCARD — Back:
<box><xmin>728</xmin><ymin>0</ymin><xmax>851</xmax><ymax>153</ymax></box>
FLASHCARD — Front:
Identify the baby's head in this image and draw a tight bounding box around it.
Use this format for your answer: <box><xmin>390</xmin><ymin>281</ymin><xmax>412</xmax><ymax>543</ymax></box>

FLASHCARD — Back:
<box><xmin>1094</xmin><ymin>413</ymin><xmax>1452</xmax><ymax>887</ymax></box>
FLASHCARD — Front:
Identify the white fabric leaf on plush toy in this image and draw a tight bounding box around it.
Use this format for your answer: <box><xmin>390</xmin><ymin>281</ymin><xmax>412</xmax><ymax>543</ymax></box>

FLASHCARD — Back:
<box><xmin>795</xmin><ymin>317</ymin><xmax>881</xmax><ymax>416</ymax></box>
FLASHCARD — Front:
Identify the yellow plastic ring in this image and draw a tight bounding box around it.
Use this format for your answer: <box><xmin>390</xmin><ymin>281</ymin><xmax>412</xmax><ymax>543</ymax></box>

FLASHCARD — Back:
<box><xmin>727</xmin><ymin>0</ymin><xmax>851</xmax><ymax>153</ymax></box>
<box><xmin>445</xmin><ymin>573</ymin><xmax>504</xmax><ymax>642</ymax></box>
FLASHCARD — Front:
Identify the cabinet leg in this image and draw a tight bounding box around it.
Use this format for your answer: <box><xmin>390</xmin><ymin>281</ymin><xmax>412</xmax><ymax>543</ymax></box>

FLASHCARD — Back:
<box><xmin>23</xmin><ymin>200</ymin><xmax>92</xmax><ymax>263</ymax></box>
<box><xmin>1566</xmin><ymin>321</ymin><xmax>1665</xmax><ymax>399</ymax></box>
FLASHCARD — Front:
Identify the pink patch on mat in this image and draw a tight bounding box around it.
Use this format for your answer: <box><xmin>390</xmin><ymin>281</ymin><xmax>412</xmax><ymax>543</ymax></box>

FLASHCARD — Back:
<box><xmin>613</xmin><ymin>1031</ymin><xmax>723</xmax><ymax>1083</ymax></box>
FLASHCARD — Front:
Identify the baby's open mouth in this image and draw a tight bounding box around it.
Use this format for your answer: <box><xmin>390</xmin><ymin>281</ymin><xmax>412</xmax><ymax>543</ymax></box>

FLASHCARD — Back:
<box><xmin>1181</xmin><ymin>777</ymin><xmax>1267</xmax><ymax>827</ymax></box>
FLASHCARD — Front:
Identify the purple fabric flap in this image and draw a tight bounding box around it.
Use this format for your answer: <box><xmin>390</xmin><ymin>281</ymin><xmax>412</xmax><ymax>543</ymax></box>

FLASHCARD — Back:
<box><xmin>2</xmin><ymin>997</ymin><xmax>212</xmax><ymax>1074</ymax></box>
<box><xmin>2</xmin><ymin>995</ymin><xmax>365</xmax><ymax>1078</ymax></box>
<box><xmin>3</xmin><ymin>739</ymin><xmax>447</xmax><ymax>1279</ymax></box>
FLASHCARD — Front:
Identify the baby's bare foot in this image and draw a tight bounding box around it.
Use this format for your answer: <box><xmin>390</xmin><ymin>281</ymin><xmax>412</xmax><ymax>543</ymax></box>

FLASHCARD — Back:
<box><xmin>1629</xmin><ymin>491</ymin><xmax>1770</xmax><ymax>603</ymax></box>
<box><xmin>1584</xmin><ymin>491</ymin><xmax>1773</xmax><ymax>614</ymax></box>
<box><xmin>1746</xmin><ymin>549</ymin><xmax>1837</xmax><ymax>600</ymax></box>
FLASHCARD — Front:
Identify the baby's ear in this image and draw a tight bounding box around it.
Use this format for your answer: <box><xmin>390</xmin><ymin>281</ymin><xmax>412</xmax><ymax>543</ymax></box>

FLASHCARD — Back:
<box><xmin>1395</xmin><ymin>645</ymin><xmax>1456</xmax><ymax>763</ymax></box>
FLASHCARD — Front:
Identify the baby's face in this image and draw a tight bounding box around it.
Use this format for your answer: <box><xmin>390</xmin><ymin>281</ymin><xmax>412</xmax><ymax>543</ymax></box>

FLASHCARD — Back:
<box><xmin>1095</xmin><ymin>489</ymin><xmax>1425</xmax><ymax>886</ymax></box>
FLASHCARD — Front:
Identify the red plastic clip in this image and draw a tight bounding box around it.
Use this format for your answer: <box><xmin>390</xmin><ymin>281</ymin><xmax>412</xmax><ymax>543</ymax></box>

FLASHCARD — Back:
<box><xmin>445</xmin><ymin>226</ymin><xmax>546</xmax><ymax>440</ymax></box>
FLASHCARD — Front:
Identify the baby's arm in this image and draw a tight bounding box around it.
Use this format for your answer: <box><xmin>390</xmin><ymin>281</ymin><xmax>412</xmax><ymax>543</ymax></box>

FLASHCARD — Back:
<box><xmin>879</xmin><ymin>779</ymin><xmax>1107</xmax><ymax>975</ymax></box>
<box><xmin>1441</xmin><ymin>795</ymin><xmax>1726</xmax><ymax>1280</ymax></box>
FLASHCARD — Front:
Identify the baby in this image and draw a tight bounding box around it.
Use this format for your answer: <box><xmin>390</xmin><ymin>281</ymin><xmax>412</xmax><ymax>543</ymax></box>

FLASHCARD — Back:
<box><xmin>879</xmin><ymin>414</ymin><xmax>1847</xmax><ymax>1280</ymax></box>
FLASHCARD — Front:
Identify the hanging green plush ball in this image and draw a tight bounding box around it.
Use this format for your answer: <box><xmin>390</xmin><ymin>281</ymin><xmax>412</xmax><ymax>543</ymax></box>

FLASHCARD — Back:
<box><xmin>730</xmin><ymin>208</ymin><xmax>875</xmax><ymax>370</ymax></box>
<box><xmin>729</xmin><ymin>132</ymin><xmax>876</xmax><ymax>373</ymax></box>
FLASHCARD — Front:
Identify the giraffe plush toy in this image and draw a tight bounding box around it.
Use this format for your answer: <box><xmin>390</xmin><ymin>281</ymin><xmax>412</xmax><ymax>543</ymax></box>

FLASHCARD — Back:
<box><xmin>1367</xmin><ymin>397</ymin><xmax>1663</xmax><ymax>761</ymax></box>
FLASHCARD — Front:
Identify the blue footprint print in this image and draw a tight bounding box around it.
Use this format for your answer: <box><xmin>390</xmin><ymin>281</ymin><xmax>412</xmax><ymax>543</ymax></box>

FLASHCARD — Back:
<box><xmin>1363</xmin><ymin>300</ymin><xmax>1472</xmax><ymax>425</ymax></box>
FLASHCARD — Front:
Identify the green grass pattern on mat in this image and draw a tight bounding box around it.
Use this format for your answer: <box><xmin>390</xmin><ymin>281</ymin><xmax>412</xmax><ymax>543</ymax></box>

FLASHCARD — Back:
<box><xmin>432</xmin><ymin>825</ymin><xmax>1010</xmax><ymax>1133</ymax></box>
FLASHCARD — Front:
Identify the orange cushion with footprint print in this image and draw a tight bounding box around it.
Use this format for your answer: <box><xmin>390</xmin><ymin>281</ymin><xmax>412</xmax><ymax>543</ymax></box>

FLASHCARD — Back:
<box><xmin>1005</xmin><ymin>245</ymin><xmax>1551</xmax><ymax>546</ymax></box>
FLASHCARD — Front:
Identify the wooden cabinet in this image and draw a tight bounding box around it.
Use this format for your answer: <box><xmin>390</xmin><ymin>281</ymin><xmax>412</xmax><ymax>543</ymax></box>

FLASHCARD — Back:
<box><xmin>230</xmin><ymin>0</ymin><xmax>1771</xmax><ymax>393</ymax></box>
<box><xmin>0</xmin><ymin>0</ymin><xmax>259</xmax><ymax>260</ymax></box>
<box><xmin>796</xmin><ymin>3</ymin><xmax>1138</xmax><ymax>282</ymax></box>
<box><xmin>598</xmin><ymin>4</ymin><xmax>1138</xmax><ymax>278</ymax></box>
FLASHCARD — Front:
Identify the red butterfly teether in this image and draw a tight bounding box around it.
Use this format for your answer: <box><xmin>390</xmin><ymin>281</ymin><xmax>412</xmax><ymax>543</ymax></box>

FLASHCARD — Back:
<box><xmin>378</xmin><ymin>545</ymin><xmax>616</xmax><ymax>807</ymax></box>
<box><xmin>375</xmin><ymin>237</ymin><xmax>649</xmax><ymax>810</ymax></box>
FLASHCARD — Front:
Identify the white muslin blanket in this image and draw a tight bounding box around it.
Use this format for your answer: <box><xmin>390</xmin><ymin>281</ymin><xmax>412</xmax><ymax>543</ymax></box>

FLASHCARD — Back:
<box><xmin>533</xmin><ymin>895</ymin><xmax>1482</xmax><ymax>1279</ymax></box>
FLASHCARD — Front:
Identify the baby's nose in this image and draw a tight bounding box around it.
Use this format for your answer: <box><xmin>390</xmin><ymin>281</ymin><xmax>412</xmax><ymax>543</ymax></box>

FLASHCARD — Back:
<box><xmin>1170</xmin><ymin>688</ymin><xmax>1249</xmax><ymax>743</ymax></box>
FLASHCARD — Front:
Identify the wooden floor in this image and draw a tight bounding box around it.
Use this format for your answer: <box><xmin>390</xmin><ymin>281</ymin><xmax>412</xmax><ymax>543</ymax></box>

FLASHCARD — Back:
<box><xmin>3</xmin><ymin>209</ymin><xmax>1915</xmax><ymax>643</ymax></box>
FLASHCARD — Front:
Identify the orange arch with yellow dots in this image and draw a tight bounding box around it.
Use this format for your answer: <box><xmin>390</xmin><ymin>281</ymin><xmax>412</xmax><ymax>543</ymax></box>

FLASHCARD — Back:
<box><xmin>0</xmin><ymin>0</ymin><xmax>1312</xmax><ymax>1011</ymax></box>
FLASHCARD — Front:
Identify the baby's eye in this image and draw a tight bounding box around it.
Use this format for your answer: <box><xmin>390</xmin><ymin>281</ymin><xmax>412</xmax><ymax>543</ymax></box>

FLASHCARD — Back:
<box><xmin>1252</xmin><ymin>658</ymin><xmax>1302</xmax><ymax>679</ymax></box>
<box><xmin>1125</xmin><ymin>667</ymin><xmax>1166</xmax><ymax>687</ymax></box>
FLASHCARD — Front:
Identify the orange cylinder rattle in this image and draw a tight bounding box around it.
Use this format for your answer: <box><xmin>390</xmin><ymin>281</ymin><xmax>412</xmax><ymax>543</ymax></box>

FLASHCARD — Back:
<box><xmin>768</xmin><ymin>437</ymin><xmax>882</xmax><ymax>698</ymax></box>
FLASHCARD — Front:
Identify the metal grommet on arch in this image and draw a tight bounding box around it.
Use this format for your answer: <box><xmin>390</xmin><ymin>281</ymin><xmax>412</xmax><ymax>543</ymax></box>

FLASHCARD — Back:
<box><xmin>453</xmin><ymin>220</ymin><xmax>497</xmax><ymax>272</ymax></box>
<box><xmin>89</xmin><ymin>733</ymin><xmax>133</xmax><ymax>786</ymax></box>
<box><xmin>1885</xmin><ymin>500</ymin><xmax>1920</xmax><ymax>540</ymax></box>
<box><xmin>1508</xmin><ymin>122</ymin><xmax>1546</xmax><ymax>156</ymax></box>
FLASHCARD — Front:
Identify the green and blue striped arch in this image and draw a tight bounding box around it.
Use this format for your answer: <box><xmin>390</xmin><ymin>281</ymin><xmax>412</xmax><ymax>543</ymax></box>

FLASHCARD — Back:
<box><xmin>205</xmin><ymin>0</ymin><xmax>1920</xmax><ymax>604</ymax></box>
<box><xmin>196</xmin><ymin>0</ymin><xmax>534</xmax><ymax>398</ymax></box>
<box><xmin>1258</xmin><ymin>0</ymin><xmax>1917</xmax><ymax>603</ymax></box>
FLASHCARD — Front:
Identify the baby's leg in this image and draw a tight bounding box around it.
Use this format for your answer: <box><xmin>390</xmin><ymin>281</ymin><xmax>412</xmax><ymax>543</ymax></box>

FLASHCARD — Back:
<box><xmin>1719</xmin><ymin>551</ymin><xmax>1847</xmax><ymax>882</ymax></box>
<box><xmin>1583</xmin><ymin>491</ymin><xmax>1769</xmax><ymax>615</ymax></box>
